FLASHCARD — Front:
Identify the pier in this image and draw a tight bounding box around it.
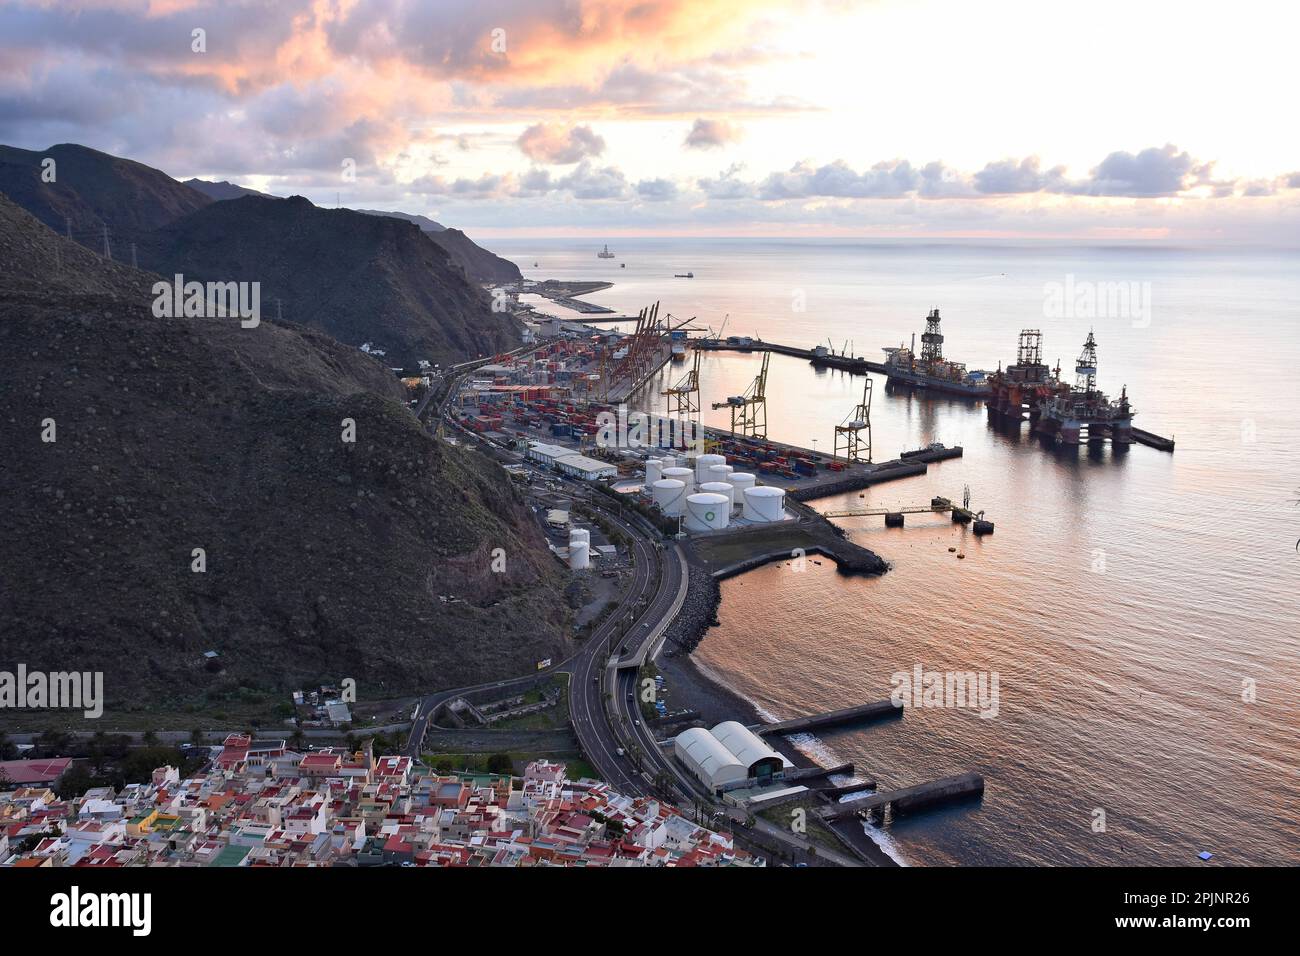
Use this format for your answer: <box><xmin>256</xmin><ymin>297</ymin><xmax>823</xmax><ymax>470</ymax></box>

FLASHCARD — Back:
<box><xmin>1132</xmin><ymin>427</ymin><xmax>1175</xmax><ymax>451</ymax></box>
<box><xmin>752</xmin><ymin>699</ymin><xmax>901</xmax><ymax>736</ymax></box>
<box><xmin>696</xmin><ymin>338</ymin><xmax>890</xmax><ymax>375</ymax></box>
<box><xmin>818</xmin><ymin>772</ymin><xmax>985</xmax><ymax>822</ymax></box>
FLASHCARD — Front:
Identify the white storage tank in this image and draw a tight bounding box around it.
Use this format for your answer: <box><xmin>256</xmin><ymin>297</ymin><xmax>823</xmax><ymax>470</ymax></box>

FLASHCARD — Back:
<box><xmin>707</xmin><ymin>464</ymin><xmax>733</xmax><ymax>486</ymax></box>
<box><xmin>742</xmin><ymin>485</ymin><xmax>786</xmax><ymax>522</ymax></box>
<box><xmin>645</xmin><ymin>458</ymin><xmax>663</xmax><ymax>486</ymax></box>
<box><xmin>659</xmin><ymin>454</ymin><xmax>676</xmax><ymax>469</ymax></box>
<box><xmin>652</xmin><ymin>478</ymin><xmax>687</xmax><ymax>517</ymax></box>
<box><xmin>727</xmin><ymin>472</ymin><xmax>756</xmax><ymax>511</ymax></box>
<box><xmin>695</xmin><ymin>453</ymin><xmax>726</xmax><ymax>484</ymax></box>
<box><xmin>568</xmin><ymin>530</ymin><xmax>590</xmax><ymax>570</ymax></box>
<box><xmin>698</xmin><ymin>481</ymin><xmax>734</xmax><ymax>513</ymax></box>
<box><xmin>662</xmin><ymin>466</ymin><xmax>695</xmax><ymax>495</ymax></box>
<box><xmin>684</xmin><ymin>492</ymin><xmax>730</xmax><ymax>531</ymax></box>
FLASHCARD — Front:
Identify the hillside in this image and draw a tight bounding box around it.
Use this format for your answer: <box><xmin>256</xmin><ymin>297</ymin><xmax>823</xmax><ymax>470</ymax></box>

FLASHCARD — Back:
<box><xmin>0</xmin><ymin>143</ymin><xmax>211</xmax><ymax>243</ymax></box>
<box><xmin>184</xmin><ymin>178</ymin><xmax>272</xmax><ymax>201</ymax></box>
<box><xmin>137</xmin><ymin>194</ymin><xmax>521</xmax><ymax>368</ymax></box>
<box><xmin>355</xmin><ymin>209</ymin><xmax>524</xmax><ymax>284</ymax></box>
<box><xmin>0</xmin><ymin>192</ymin><xmax>572</xmax><ymax>724</ymax></box>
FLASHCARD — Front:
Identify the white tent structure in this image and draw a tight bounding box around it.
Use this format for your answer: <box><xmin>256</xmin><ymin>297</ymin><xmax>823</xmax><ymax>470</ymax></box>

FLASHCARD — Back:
<box><xmin>674</xmin><ymin>727</ymin><xmax>748</xmax><ymax>792</ymax></box>
<box><xmin>711</xmin><ymin>721</ymin><xmax>791</xmax><ymax>779</ymax></box>
<box><xmin>674</xmin><ymin>721</ymin><xmax>794</xmax><ymax>794</ymax></box>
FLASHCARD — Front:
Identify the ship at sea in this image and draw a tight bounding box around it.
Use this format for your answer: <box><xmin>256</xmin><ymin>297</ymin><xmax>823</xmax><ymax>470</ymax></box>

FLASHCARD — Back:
<box><xmin>882</xmin><ymin>308</ymin><xmax>991</xmax><ymax>398</ymax></box>
<box><xmin>597</xmin><ymin>244</ymin><xmax>615</xmax><ymax>259</ymax></box>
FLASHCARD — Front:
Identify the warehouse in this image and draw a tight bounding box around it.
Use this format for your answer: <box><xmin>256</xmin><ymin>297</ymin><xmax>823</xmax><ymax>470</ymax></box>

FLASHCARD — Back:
<box><xmin>526</xmin><ymin>442</ymin><xmax>574</xmax><ymax>467</ymax></box>
<box><xmin>674</xmin><ymin>728</ymin><xmax>748</xmax><ymax>793</ymax></box>
<box><xmin>553</xmin><ymin>454</ymin><xmax>617</xmax><ymax>481</ymax></box>
<box><xmin>674</xmin><ymin>722</ymin><xmax>794</xmax><ymax>794</ymax></box>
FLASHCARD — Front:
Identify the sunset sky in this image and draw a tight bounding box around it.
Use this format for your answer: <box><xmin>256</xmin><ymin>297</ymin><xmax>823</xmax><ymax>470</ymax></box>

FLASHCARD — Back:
<box><xmin>2</xmin><ymin>0</ymin><xmax>1297</xmax><ymax>240</ymax></box>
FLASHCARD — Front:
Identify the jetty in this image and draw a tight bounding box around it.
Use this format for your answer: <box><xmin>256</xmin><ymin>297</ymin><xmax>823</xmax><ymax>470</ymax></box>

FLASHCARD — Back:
<box><xmin>819</xmin><ymin>772</ymin><xmax>985</xmax><ymax>822</ymax></box>
<box><xmin>752</xmin><ymin>700</ymin><xmax>901</xmax><ymax>736</ymax></box>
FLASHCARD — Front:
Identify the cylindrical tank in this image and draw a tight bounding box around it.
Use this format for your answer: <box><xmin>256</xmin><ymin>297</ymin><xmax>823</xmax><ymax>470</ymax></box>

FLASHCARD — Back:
<box><xmin>695</xmin><ymin>453</ymin><xmax>726</xmax><ymax>484</ymax></box>
<box><xmin>662</xmin><ymin>466</ymin><xmax>694</xmax><ymax>495</ymax></box>
<box><xmin>651</xmin><ymin>478</ymin><xmax>687</xmax><ymax>516</ymax></box>
<box><xmin>684</xmin><ymin>492</ymin><xmax>730</xmax><ymax>531</ymax></box>
<box><xmin>727</xmin><ymin>472</ymin><xmax>757</xmax><ymax>511</ymax></box>
<box><xmin>568</xmin><ymin>530</ymin><xmax>590</xmax><ymax>569</ymax></box>
<box><xmin>707</xmin><ymin>464</ymin><xmax>733</xmax><ymax>486</ymax></box>
<box><xmin>742</xmin><ymin>485</ymin><xmax>786</xmax><ymax>522</ymax></box>
<box><xmin>645</xmin><ymin>458</ymin><xmax>663</xmax><ymax>486</ymax></box>
<box><xmin>698</xmin><ymin>481</ymin><xmax>734</xmax><ymax>513</ymax></box>
<box><xmin>659</xmin><ymin>454</ymin><xmax>676</xmax><ymax>469</ymax></box>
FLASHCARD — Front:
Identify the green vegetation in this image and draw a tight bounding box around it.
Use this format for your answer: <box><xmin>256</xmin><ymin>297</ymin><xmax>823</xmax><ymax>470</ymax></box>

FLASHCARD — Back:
<box><xmin>756</xmin><ymin>796</ymin><xmax>846</xmax><ymax>855</ymax></box>
<box><xmin>420</xmin><ymin>749</ymin><xmax>597</xmax><ymax>781</ymax></box>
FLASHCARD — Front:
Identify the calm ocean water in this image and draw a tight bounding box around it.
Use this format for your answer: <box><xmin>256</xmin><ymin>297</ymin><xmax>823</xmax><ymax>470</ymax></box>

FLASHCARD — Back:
<box><xmin>493</xmin><ymin>237</ymin><xmax>1300</xmax><ymax>866</ymax></box>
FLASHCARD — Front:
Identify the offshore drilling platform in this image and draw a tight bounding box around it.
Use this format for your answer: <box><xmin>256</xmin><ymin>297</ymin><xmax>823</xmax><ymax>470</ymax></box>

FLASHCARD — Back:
<box><xmin>987</xmin><ymin>329</ymin><xmax>1170</xmax><ymax>449</ymax></box>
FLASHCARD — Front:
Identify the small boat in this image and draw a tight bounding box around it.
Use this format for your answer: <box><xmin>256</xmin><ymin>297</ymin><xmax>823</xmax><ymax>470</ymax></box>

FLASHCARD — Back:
<box><xmin>597</xmin><ymin>244</ymin><xmax>615</xmax><ymax>259</ymax></box>
<box><xmin>674</xmin><ymin>271</ymin><xmax>694</xmax><ymax>278</ymax></box>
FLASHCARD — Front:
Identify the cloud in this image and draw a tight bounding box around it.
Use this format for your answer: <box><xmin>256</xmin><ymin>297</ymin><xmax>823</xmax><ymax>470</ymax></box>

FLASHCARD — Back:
<box><xmin>555</xmin><ymin>161</ymin><xmax>628</xmax><ymax>200</ymax></box>
<box><xmin>1072</xmin><ymin>144</ymin><xmax>1204</xmax><ymax>197</ymax></box>
<box><xmin>974</xmin><ymin>156</ymin><xmax>1067</xmax><ymax>194</ymax></box>
<box><xmin>636</xmin><ymin>178</ymin><xmax>679</xmax><ymax>201</ymax></box>
<box><xmin>516</xmin><ymin>122</ymin><xmax>605</xmax><ymax>164</ymax></box>
<box><xmin>758</xmin><ymin>159</ymin><xmax>920</xmax><ymax>199</ymax></box>
<box><xmin>684</xmin><ymin>117</ymin><xmax>741</xmax><ymax>149</ymax></box>
<box><xmin>697</xmin><ymin>163</ymin><xmax>754</xmax><ymax>200</ymax></box>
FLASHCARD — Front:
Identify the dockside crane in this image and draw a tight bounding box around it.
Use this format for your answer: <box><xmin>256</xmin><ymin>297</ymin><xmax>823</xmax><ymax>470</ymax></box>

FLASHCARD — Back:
<box><xmin>712</xmin><ymin>350</ymin><xmax>770</xmax><ymax>438</ymax></box>
<box><xmin>833</xmin><ymin>375</ymin><xmax>873</xmax><ymax>463</ymax></box>
<box><xmin>662</xmin><ymin>346</ymin><xmax>701</xmax><ymax>420</ymax></box>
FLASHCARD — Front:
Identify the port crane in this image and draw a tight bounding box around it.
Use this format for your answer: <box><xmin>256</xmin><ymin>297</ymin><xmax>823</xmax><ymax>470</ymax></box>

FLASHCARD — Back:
<box><xmin>833</xmin><ymin>375</ymin><xmax>873</xmax><ymax>463</ymax></box>
<box><xmin>661</xmin><ymin>346</ymin><xmax>701</xmax><ymax>420</ymax></box>
<box><xmin>712</xmin><ymin>350</ymin><xmax>769</xmax><ymax>439</ymax></box>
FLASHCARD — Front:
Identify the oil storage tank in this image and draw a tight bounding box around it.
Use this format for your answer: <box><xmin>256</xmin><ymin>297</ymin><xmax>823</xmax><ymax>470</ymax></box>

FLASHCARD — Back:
<box><xmin>662</xmin><ymin>466</ymin><xmax>695</xmax><ymax>495</ymax></box>
<box><xmin>698</xmin><ymin>481</ymin><xmax>735</xmax><ymax>513</ymax></box>
<box><xmin>652</xmin><ymin>478</ymin><xmax>687</xmax><ymax>517</ymax></box>
<box><xmin>742</xmin><ymin>485</ymin><xmax>786</xmax><ymax>522</ymax></box>
<box><xmin>685</xmin><ymin>492</ymin><xmax>730</xmax><ymax>531</ymax></box>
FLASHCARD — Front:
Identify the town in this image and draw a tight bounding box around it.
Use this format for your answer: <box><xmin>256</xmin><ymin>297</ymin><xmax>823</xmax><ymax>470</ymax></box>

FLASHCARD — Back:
<box><xmin>0</xmin><ymin>737</ymin><xmax>761</xmax><ymax>867</ymax></box>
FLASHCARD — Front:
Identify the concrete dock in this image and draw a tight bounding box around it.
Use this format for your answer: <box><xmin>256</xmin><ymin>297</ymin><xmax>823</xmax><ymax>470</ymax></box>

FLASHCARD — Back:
<box><xmin>818</xmin><ymin>771</ymin><xmax>985</xmax><ymax>822</ymax></box>
<box><xmin>753</xmin><ymin>699</ymin><xmax>901</xmax><ymax>736</ymax></box>
<box><xmin>696</xmin><ymin>338</ymin><xmax>891</xmax><ymax>376</ymax></box>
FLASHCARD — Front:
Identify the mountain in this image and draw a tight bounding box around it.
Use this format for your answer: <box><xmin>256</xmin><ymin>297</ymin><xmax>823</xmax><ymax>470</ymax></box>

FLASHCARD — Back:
<box><xmin>0</xmin><ymin>143</ymin><xmax>211</xmax><ymax>244</ymax></box>
<box><xmin>136</xmin><ymin>194</ymin><xmax>520</xmax><ymax>368</ymax></box>
<box><xmin>427</xmin><ymin>227</ymin><xmax>523</xmax><ymax>284</ymax></box>
<box><xmin>354</xmin><ymin>209</ymin><xmax>523</xmax><ymax>284</ymax></box>
<box><xmin>0</xmin><ymin>192</ymin><xmax>572</xmax><ymax>722</ymax></box>
<box><xmin>354</xmin><ymin>208</ymin><xmax>447</xmax><ymax>232</ymax></box>
<box><xmin>184</xmin><ymin>178</ymin><xmax>271</xmax><ymax>201</ymax></box>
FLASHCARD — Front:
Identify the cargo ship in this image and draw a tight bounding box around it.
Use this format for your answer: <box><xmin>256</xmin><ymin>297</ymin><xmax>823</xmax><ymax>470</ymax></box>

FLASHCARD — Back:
<box><xmin>882</xmin><ymin>309</ymin><xmax>991</xmax><ymax>398</ymax></box>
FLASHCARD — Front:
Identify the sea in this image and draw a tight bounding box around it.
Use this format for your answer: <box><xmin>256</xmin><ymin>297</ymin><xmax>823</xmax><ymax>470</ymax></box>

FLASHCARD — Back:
<box><xmin>491</xmin><ymin>237</ymin><xmax>1300</xmax><ymax>866</ymax></box>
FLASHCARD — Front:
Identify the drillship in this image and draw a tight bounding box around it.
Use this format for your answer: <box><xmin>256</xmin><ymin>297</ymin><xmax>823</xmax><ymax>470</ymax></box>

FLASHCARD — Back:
<box><xmin>597</xmin><ymin>244</ymin><xmax>615</xmax><ymax>258</ymax></box>
<box><xmin>882</xmin><ymin>309</ymin><xmax>991</xmax><ymax>398</ymax></box>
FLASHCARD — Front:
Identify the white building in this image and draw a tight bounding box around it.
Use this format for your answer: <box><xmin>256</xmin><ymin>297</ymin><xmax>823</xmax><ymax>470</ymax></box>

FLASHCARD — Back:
<box><xmin>673</xmin><ymin>721</ymin><xmax>793</xmax><ymax>795</ymax></box>
<box><xmin>554</xmin><ymin>454</ymin><xmax>617</xmax><ymax>480</ymax></box>
<box><xmin>526</xmin><ymin>442</ymin><xmax>573</xmax><ymax>467</ymax></box>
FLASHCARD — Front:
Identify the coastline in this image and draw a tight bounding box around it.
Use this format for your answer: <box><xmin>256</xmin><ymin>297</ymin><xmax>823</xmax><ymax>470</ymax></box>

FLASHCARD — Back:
<box><xmin>657</xmin><ymin>564</ymin><xmax>901</xmax><ymax>867</ymax></box>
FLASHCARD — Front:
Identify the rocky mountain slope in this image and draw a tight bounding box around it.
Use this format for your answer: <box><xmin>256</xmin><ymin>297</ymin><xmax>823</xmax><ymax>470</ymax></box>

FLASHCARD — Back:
<box><xmin>0</xmin><ymin>143</ymin><xmax>211</xmax><ymax>243</ymax></box>
<box><xmin>0</xmin><ymin>192</ymin><xmax>571</xmax><ymax>723</ymax></box>
<box><xmin>137</xmin><ymin>194</ymin><xmax>520</xmax><ymax>368</ymax></box>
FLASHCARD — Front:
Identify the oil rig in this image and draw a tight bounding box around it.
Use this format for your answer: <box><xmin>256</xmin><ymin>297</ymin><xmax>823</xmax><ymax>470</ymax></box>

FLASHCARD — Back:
<box><xmin>988</xmin><ymin>329</ymin><xmax>1136</xmax><ymax>446</ymax></box>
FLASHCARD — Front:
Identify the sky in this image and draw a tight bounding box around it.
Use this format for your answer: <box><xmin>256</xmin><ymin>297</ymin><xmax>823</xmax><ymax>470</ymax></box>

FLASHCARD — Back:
<box><xmin>2</xmin><ymin>0</ymin><xmax>1298</xmax><ymax>241</ymax></box>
